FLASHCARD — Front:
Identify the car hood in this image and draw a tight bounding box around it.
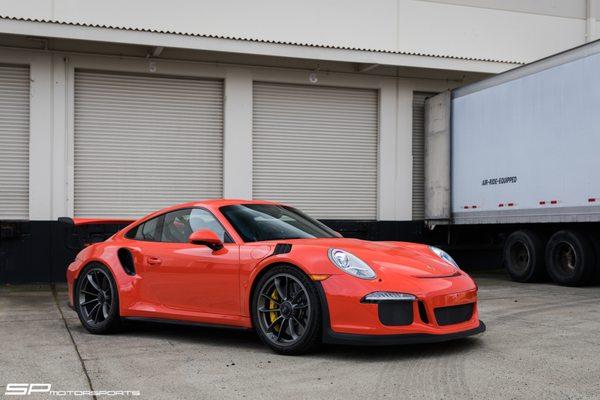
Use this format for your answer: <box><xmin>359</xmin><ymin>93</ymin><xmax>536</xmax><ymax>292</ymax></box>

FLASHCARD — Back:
<box><xmin>278</xmin><ymin>238</ymin><xmax>460</xmax><ymax>278</ymax></box>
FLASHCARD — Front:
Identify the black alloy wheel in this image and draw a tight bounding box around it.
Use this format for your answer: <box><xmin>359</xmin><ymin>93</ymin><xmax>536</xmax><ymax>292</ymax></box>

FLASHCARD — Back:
<box><xmin>76</xmin><ymin>263</ymin><xmax>120</xmax><ymax>334</ymax></box>
<box><xmin>252</xmin><ymin>266</ymin><xmax>321</xmax><ymax>355</ymax></box>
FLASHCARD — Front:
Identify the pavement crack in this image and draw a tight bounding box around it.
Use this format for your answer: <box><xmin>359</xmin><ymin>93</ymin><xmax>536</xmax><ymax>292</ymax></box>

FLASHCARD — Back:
<box><xmin>51</xmin><ymin>284</ymin><xmax>97</xmax><ymax>400</ymax></box>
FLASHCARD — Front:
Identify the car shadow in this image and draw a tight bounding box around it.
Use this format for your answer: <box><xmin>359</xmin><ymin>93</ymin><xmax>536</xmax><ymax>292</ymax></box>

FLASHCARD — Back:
<box><xmin>116</xmin><ymin>319</ymin><xmax>485</xmax><ymax>360</ymax></box>
<box><xmin>118</xmin><ymin>319</ymin><xmax>264</xmax><ymax>350</ymax></box>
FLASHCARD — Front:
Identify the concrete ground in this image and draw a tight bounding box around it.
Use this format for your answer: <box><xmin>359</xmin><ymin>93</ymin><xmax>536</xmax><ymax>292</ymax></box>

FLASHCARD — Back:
<box><xmin>1</xmin><ymin>271</ymin><xmax>599</xmax><ymax>400</ymax></box>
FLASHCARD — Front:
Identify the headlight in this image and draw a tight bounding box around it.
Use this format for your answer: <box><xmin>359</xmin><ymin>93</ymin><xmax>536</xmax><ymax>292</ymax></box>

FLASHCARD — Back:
<box><xmin>328</xmin><ymin>248</ymin><xmax>376</xmax><ymax>279</ymax></box>
<box><xmin>429</xmin><ymin>246</ymin><xmax>460</xmax><ymax>269</ymax></box>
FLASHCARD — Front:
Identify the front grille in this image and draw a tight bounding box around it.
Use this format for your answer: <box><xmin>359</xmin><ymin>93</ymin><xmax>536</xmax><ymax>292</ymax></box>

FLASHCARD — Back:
<box><xmin>434</xmin><ymin>303</ymin><xmax>474</xmax><ymax>326</ymax></box>
<box><xmin>378</xmin><ymin>301</ymin><xmax>414</xmax><ymax>326</ymax></box>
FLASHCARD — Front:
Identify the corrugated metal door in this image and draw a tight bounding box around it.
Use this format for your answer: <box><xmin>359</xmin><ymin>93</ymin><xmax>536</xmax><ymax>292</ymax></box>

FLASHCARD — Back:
<box><xmin>0</xmin><ymin>65</ymin><xmax>29</xmax><ymax>219</ymax></box>
<box><xmin>412</xmin><ymin>92</ymin><xmax>436</xmax><ymax>220</ymax></box>
<box><xmin>253</xmin><ymin>82</ymin><xmax>378</xmax><ymax>220</ymax></box>
<box><xmin>74</xmin><ymin>71</ymin><xmax>223</xmax><ymax>218</ymax></box>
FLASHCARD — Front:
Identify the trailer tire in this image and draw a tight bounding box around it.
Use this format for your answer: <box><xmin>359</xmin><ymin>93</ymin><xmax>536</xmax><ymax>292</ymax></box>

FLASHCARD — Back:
<box><xmin>545</xmin><ymin>230</ymin><xmax>596</xmax><ymax>286</ymax></box>
<box><xmin>503</xmin><ymin>230</ymin><xmax>546</xmax><ymax>283</ymax></box>
<box><xmin>588</xmin><ymin>232</ymin><xmax>600</xmax><ymax>284</ymax></box>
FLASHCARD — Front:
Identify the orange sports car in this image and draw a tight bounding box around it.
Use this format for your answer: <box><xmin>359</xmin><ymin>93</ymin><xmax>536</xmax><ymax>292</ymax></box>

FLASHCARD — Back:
<box><xmin>65</xmin><ymin>199</ymin><xmax>485</xmax><ymax>355</ymax></box>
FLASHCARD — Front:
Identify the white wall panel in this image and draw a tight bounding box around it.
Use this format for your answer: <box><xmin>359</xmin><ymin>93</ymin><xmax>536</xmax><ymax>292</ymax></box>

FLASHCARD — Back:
<box><xmin>398</xmin><ymin>1</ymin><xmax>585</xmax><ymax>63</ymax></box>
<box><xmin>0</xmin><ymin>0</ymin><xmax>589</xmax><ymax>64</ymax></box>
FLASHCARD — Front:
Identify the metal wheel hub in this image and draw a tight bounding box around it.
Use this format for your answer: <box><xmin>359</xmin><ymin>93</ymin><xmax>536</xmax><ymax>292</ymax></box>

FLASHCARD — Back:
<box><xmin>280</xmin><ymin>301</ymin><xmax>293</xmax><ymax>318</ymax></box>
<box><xmin>97</xmin><ymin>292</ymin><xmax>106</xmax><ymax>303</ymax></box>
<box><xmin>510</xmin><ymin>241</ymin><xmax>530</xmax><ymax>273</ymax></box>
<box><xmin>556</xmin><ymin>242</ymin><xmax>577</xmax><ymax>274</ymax></box>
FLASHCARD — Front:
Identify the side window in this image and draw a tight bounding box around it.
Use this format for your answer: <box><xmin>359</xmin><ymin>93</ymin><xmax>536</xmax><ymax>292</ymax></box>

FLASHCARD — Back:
<box><xmin>161</xmin><ymin>208</ymin><xmax>230</xmax><ymax>243</ymax></box>
<box><xmin>161</xmin><ymin>209</ymin><xmax>193</xmax><ymax>243</ymax></box>
<box><xmin>126</xmin><ymin>216</ymin><xmax>160</xmax><ymax>241</ymax></box>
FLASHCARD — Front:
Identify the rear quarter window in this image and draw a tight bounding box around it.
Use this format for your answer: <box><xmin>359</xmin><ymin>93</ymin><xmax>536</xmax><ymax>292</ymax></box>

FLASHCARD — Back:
<box><xmin>125</xmin><ymin>216</ymin><xmax>160</xmax><ymax>241</ymax></box>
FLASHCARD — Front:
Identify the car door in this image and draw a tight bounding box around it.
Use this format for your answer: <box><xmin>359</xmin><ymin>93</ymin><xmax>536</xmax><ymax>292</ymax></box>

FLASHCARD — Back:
<box><xmin>141</xmin><ymin>208</ymin><xmax>240</xmax><ymax>321</ymax></box>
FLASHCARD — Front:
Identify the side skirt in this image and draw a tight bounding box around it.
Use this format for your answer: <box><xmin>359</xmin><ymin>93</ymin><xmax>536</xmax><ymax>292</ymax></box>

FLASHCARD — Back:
<box><xmin>121</xmin><ymin>316</ymin><xmax>253</xmax><ymax>331</ymax></box>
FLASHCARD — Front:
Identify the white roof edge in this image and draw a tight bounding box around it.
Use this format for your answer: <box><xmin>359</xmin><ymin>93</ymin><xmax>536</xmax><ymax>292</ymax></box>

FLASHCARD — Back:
<box><xmin>0</xmin><ymin>16</ymin><xmax>520</xmax><ymax>74</ymax></box>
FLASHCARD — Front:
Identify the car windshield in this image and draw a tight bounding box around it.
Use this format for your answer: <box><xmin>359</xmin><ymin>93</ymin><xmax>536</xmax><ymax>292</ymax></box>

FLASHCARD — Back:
<box><xmin>220</xmin><ymin>204</ymin><xmax>339</xmax><ymax>242</ymax></box>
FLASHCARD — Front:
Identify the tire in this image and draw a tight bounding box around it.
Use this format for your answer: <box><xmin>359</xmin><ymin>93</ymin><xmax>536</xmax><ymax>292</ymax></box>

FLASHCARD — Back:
<box><xmin>545</xmin><ymin>230</ymin><xmax>596</xmax><ymax>286</ymax></box>
<box><xmin>586</xmin><ymin>231</ymin><xmax>600</xmax><ymax>285</ymax></box>
<box><xmin>251</xmin><ymin>265</ymin><xmax>322</xmax><ymax>355</ymax></box>
<box><xmin>503</xmin><ymin>230</ymin><xmax>546</xmax><ymax>282</ymax></box>
<box><xmin>75</xmin><ymin>262</ymin><xmax>121</xmax><ymax>334</ymax></box>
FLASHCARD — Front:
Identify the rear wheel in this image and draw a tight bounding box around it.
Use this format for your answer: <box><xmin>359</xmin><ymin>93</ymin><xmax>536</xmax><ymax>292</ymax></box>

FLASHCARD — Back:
<box><xmin>503</xmin><ymin>230</ymin><xmax>545</xmax><ymax>282</ymax></box>
<box><xmin>252</xmin><ymin>266</ymin><xmax>321</xmax><ymax>355</ymax></box>
<box><xmin>75</xmin><ymin>263</ymin><xmax>121</xmax><ymax>334</ymax></box>
<box><xmin>545</xmin><ymin>230</ymin><xmax>596</xmax><ymax>286</ymax></box>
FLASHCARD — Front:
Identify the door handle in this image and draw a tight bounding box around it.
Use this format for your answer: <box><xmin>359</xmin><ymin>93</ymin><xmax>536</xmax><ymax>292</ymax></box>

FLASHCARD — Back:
<box><xmin>147</xmin><ymin>256</ymin><xmax>162</xmax><ymax>266</ymax></box>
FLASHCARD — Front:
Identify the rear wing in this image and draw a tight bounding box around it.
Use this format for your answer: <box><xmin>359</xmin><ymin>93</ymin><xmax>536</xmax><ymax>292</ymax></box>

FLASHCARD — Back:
<box><xmin>58</xmin><ymin>217</ymin><xmax>136</xmax><ymax>227</ymax></box>
<box><xmin>58</xmin><ymin>217</ymin><xmax>135</xmax><ymax>249</ymax></box>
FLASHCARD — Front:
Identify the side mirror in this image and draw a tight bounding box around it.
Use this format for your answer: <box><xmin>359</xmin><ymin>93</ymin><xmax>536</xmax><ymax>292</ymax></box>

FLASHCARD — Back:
<box><xmin>188</xmin><ymin>230</ymin><xmax>224</xmax><ymax>251</ymax></box>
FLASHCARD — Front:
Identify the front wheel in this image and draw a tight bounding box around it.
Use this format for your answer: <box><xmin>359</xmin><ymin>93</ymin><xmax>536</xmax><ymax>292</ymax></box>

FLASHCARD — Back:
<box><xmin>75</xmin><ymin>263</ymin><xmax>121</xmax><ymax>334</ymax></box>
<box><xmin>251</xmin><ymin>266</ymin><xmax>322</xmax><ymax>355</ymax></box>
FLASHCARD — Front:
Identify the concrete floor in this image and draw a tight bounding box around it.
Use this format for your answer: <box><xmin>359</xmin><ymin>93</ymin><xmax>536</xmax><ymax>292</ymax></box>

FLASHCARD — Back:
<box><xmin>1</xmin><ymin>271</ymin><xmax>599</xmax><ymax>400</ymax></box>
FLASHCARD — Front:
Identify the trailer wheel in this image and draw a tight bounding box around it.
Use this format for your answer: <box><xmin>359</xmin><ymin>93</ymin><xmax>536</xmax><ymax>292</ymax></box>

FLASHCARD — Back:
<box><xmin>545</xmin><ymin>230</ymin><xmax>595</xmax><ymax>286</ymax></box>
<box><xmin>503</xmin><ymin>230</ymin><xmax>545</xmax><ymax>282</ymax></box>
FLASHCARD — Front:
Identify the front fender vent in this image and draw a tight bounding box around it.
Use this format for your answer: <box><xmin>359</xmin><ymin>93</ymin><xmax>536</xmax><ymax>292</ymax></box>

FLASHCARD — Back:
<box><xmin>117</xmin><ymin>248</ymin><xmax>136</xmax><ymax>276</ymax></box>
<box><xmin>273</xmin><ymin>243</ymin><xmax>292</xmax><ymax>255</ymax></box>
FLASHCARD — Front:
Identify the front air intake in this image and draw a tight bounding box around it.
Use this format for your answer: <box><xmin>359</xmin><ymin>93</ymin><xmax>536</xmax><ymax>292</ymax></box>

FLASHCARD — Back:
<box><xmin>434</xmin><ymin>303</ymin><xmax>474</xmax><ymax>326</ymax></box>
<box><xmin>378</xmin><ymin>301</ymin><xmax>414</xmax><ymax>326</ymax></box>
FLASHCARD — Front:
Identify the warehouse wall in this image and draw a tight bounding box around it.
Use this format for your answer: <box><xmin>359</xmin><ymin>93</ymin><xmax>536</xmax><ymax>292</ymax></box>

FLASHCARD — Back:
<box><xmin>0</xmin><ymin>47</ymin><xmax>453</xmax><ymax>223</ymax></box>
<box><xmin>0</xmin><ymin>0</ymin><xmax>595</xmax><ymax>64</ymax></box>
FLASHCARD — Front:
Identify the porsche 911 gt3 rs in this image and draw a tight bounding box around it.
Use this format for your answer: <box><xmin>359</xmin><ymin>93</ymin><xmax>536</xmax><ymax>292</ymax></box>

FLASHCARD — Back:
<box><xmin>65</xmin><ymin>199</ymin><xmax>485</xmax><ymax>355</ymax></box>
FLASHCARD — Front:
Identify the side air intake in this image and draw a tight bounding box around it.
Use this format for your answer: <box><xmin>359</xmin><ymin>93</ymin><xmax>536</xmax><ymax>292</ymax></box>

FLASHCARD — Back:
<box><xmin>117</xmin><ymin>248</ymin><xmax>136</xmax><ymax>276</ymax></box>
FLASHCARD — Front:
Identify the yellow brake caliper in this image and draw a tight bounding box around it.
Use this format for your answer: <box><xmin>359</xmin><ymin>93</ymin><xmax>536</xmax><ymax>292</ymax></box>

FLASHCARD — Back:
<box><xmin>269</xmin><ymin>289</ymin><xmax>280</xmax><ymax>332</ymax></box>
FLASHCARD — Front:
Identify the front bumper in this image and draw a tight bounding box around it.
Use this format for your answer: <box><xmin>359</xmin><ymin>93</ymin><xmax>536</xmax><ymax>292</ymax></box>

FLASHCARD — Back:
<box><xmin>322</xmin><ymin>320</ymin><xmax>486</xmax><ymax>346</ymax></box>
<box><xmin>315</xmin><ymin>273</ymin><xmax>485</xmax><ymax>344</ymax></box>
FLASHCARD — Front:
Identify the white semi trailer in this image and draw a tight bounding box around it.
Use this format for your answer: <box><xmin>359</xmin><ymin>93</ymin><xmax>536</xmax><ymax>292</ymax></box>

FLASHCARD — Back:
<box><xmin>425</xmin><ymin>40</ymin><xmax>600</xmax><ymax>286</ymax></box>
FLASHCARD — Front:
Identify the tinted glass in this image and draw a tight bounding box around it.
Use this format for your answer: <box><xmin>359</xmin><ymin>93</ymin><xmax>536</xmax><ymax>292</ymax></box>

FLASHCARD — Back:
<box><xmin>127</xmin><ymin>217</ymin><xmax>160</xmax><ymax>241</ymax></box>
<box><xmin>161</xmin><ymin>208</ymin><xmax>229</xmax><ymax>243</ymax></box>
<box><xmin>220</xmin><ymin>204</ymin><xmax>338</xmax><ymax>242</ymax></box>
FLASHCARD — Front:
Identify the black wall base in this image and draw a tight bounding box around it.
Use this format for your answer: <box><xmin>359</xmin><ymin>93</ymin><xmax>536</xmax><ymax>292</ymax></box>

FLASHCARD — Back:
<box><xmin>0</xmin><ymin>221</ymin><xmax>127</xmax><ymax>284</ymax></box>
<box><xmin>0</xmin><ymin>219</ymin><xmax>503</xmax><ymax>284</ymax></box>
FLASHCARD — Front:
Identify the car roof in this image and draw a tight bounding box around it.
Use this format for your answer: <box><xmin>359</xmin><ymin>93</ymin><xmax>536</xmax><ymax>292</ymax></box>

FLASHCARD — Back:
<box><xmin>181</xmin><ymin>198</ymin><xmax>281</xmax><ymax>208</ymax></box>
<box><xmin>141</xmin><ymin>198</ymin><xmax>283</xmax><ymax>219</ymax></box>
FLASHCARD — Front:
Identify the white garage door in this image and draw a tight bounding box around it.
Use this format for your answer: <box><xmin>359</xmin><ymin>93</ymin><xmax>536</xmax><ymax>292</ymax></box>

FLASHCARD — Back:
<box><xmin>74</xmin><ymin>71</ymin><xmax>223</xmax><ymax>218</ymax></box>
<box><xmin>253</xmin><ymin>83</ymin><xmax>378</xmax><ymax>220</ymax></box>
<box><xmin>0</xmin><ymin>65</ymin><xmax>29</xmax><ymax>220</ymax></box>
